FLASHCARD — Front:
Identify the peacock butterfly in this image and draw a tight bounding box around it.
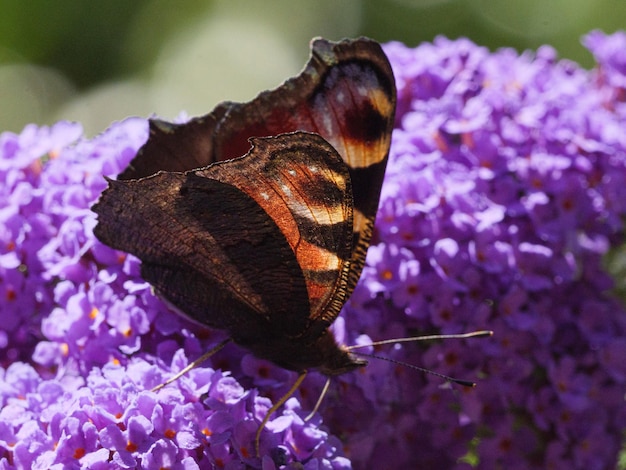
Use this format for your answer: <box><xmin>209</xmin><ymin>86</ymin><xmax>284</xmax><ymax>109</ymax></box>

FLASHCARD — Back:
<box><xmin>91</xmin><ymin>37</ymin><xmax>396</xmax><ymax>450</ymax></box>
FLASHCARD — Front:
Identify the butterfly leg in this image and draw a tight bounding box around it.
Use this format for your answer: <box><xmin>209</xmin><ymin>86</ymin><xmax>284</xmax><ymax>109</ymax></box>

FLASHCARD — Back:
<box><xmin>151</xmin><ymin>338</ymin><xmax>232</xmax><ymax>392</ymax></box>
<box><xmin>304</xmin><ymin>376</ymin><xmax>332</xmax><ymax>422</ymax></box>
<box><xmin>255</xmin><ymin>370</ymin><xmax>308</xmax><ymax>457</ymax></box>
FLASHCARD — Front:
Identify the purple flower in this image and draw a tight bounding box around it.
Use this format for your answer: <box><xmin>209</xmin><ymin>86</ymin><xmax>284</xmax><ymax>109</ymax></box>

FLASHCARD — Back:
<box><xmin>2</xmin><ymin>31</ymin><xmax>626</xmax><ymax>469</ymax></box>
<box><xmin>338</xmin><ymin>32</ymin><xmax>626</xmax><ymax>468</ymax></box>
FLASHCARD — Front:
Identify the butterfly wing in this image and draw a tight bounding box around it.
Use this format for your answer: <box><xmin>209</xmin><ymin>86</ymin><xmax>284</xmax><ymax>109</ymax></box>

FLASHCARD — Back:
<box><xmin>198</xmin><ymin>132</ymin><xmax>355</xmax><ymax>334</ymax></box>
<box><xmin>118</xmin><ymin>37</ymin><xmax>396</xmax><ymax>326</ymax></box>
<box><xmin>93</xmin><ymin>132</ymin><xmax>353</xmax><ymax>345</ymax></box>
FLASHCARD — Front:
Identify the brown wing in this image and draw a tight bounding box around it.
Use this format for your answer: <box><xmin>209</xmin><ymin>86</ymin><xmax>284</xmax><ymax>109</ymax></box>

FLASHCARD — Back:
<box><xmin>198</xmin><ymin>132</ymin><xmax>354</xmax><ymax>331</ymax></box>
<box><xmin>119</xmin><ymin>37</ymin><xmax>396</xmax><ymax>311</ymax></box>
<box><xmin>92</xmin><ymin>132</ymin><xmax>353</xmax><ymax>343</ymax></box>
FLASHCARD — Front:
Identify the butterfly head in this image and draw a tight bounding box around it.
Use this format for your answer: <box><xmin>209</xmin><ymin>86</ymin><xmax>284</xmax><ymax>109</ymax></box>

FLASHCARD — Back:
<box><xmin>314</xmin><ymin>330</ymin><xmax>368</xmax><ymax>376</ymax></box>
<box><xmin>317</xmin><ymin>351</ymin><xmax>367</xmax><ymax>376</ymax></box>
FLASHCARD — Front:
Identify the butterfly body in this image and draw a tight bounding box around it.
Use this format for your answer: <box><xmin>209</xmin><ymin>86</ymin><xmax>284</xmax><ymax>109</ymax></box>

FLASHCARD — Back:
<box><xmin>92</xmin><ymin>37</ymin><xmax>396</xmax><ymax>377</ymax></box>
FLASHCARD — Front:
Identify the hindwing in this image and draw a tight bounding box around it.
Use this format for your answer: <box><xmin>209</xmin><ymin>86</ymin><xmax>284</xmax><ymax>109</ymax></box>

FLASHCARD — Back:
<box><xmin>93</xmin><ymin>133</ymin><xmax>353</xmax><ymax>340</ymax></box>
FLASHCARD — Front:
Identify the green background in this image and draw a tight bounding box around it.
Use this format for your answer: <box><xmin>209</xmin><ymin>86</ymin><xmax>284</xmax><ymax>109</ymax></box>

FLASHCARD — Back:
<box><xmin>1</xmin><ymin>0</ymin><xmax>624</xmax><ymax>135</ymax></box>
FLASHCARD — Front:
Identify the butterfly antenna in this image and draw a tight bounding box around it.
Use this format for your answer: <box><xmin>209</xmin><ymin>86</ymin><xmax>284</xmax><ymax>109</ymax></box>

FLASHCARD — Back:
<box><xmin>346</xmin><ymin>330</ymin><xmax>493</xmax><ymax>351</ymax></box>
<box><xmin>151</xmin><ymin>338</ymin><xmax>231</xmax><ymax>392</ymax></box>
<box><xmin>352</xmin><ymin>351</ymin><xmax>477</xmax><ymax>387</ymax></box>
<box><xmin>345</xmin><ymin>330</ymin><xmax>493</xmax><ymax>387</ymax></box>
<box><xmin>255</xmin><ymin>371</ymin><xmax>308</xmax><ymax>457</ymax></box>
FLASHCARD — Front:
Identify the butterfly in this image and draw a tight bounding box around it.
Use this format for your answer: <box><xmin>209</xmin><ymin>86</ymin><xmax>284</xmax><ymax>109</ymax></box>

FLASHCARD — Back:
<box><xmin>91</xmin><ymin>37</ymin><xmax>396</xmax><ymax>450</ymax></box>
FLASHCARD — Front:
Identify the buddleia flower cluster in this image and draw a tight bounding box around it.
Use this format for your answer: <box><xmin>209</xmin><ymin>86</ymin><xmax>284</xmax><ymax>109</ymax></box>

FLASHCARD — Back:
<box><xmin>342</xmin><ymin>30</ymin><xmax>626</xmax><ymax>468</ymax></box>
<box><xmin>2</xmin><ymin>30</ymin><xmax>626</xmax><ymax>469</ymax></box>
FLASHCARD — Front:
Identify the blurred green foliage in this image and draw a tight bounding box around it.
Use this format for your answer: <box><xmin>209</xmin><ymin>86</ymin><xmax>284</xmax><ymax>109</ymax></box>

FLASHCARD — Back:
<box><xmin>0</xmin><ymin>0</ymin><xmax>624</xmax><ymax>135</ymax></box>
